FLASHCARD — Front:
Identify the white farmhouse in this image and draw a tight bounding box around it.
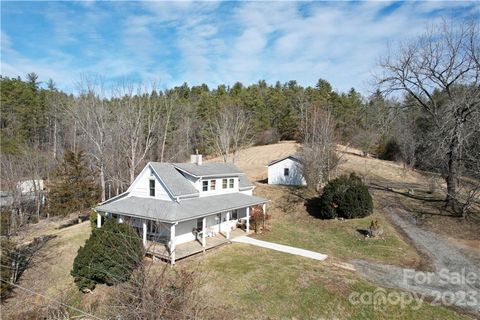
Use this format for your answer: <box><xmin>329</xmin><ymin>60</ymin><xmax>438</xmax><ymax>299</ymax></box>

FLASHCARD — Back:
<box><xmin>94</xmin><ymin>154</ymin><xmax>268</xmax><ymax>264</ymax></box>
<box><xmin>267</xmin><ymin>155</ymin><xmax>306</xmax><ymax>186</ymax></box>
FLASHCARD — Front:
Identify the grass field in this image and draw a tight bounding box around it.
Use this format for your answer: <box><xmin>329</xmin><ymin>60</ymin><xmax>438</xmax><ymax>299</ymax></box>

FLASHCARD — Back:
<box><xmin>178</xmin><ymin>244</ymin><xmax>470</xmax><ymax>319</ymax></box>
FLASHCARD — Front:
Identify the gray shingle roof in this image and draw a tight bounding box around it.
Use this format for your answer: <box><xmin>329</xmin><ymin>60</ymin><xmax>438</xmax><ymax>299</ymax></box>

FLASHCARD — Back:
<box><xmin>149</xmin><ymin>162</ymin><xmax>198</xmax><ymax>198</ymax></box>
<box><xmin>267</xmin><ymin>154</ymin><xmax>302</xmax><ymax>166</ymax></box>
<box><xmin>238</xmin><ymin>174</ymin><xmax>254</xmax><ymax>190</ymax></box>
<box><xmin>173</xmin><ymin>162</ymin><xmax>243</xmax><ymax>177</ymax></box>
<box><xmin>95</xmin><ymin>193</ymin><xmax>268</xmax><ymax>222</ymax></box>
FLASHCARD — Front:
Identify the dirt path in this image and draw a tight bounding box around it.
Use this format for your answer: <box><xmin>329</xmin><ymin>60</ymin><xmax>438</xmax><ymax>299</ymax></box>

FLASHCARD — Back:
<box><xmin>353</xmin><ymin>207</ymin><xmax>480</xmax><ymax>316</ymax></box>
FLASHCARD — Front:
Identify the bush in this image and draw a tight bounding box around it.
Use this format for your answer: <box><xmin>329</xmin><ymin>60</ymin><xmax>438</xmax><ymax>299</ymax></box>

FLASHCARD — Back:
<box><xmin>317</xmin><ymin>173</ymin><xmax>373</xmax><ymax>219</ymax></box>
<box><xmin>378</xmin><ymin>138</ymin><xmax>402</xmax><ymax>161</ymax></box>
<box><xmin>71</xmin><ymin>218</ymin><xmax>143</xmax><ymax>291</ymax></box>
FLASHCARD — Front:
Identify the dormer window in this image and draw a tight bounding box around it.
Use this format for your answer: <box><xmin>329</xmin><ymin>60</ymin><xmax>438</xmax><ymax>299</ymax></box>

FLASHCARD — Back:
<box><xmin>202</xmin><ymin>180</ymin><xmax>208</xmax><ymax>191</ymax></box>
<box><xmin>229</xmin><ymin>178</ymin><xmax>234</xmax><ymax>188</ymax></box>
<box><xmin>222</xmin><ymin>179</ymin><xmax>228</xmax><ymax>189</ymax></box>
<box><xmin>210</xmin><ymin>179</ymin><xmax>216</xmax><ymax>190</ymax></box>
<box><xmin>149</xmin><ymin>179</ymin><xmax>155</xmax><ymax>197</ymax></box>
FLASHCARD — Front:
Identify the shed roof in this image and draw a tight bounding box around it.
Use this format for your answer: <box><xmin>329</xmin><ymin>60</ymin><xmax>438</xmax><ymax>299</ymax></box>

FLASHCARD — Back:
<box><xmin>95</xmin><ymin>193</ymin><xmax>267</xmax><ymax>222</ymax></box>
<box><xmin>267</xmin><ymin>154</ymin><xmax>302</xmax><ymax>166</ymax></box>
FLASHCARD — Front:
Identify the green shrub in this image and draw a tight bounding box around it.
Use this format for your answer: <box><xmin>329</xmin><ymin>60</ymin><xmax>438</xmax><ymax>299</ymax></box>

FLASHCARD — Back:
<box><xmin>71</xmin><ymin>218</ymin><xmax>143</xmax><ymax>291</ymax></box>
<box><xmin>317</xmin><ymin>173</ymin><xmax>373</xmax><ymax>219</ymax></box>
<box><xmin>378</xmin><ymin>138</ymin><xmax>402</xmax><ymax>161</ymax></box>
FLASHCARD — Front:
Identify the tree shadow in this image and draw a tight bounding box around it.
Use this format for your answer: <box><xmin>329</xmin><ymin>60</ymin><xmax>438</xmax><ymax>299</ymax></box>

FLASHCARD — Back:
<box><xmin>356</xmin><ymin>229</ymin><xmax>370</xmax><ymax>237</ymax></box>
<box><xmin>304</xmin><ymin>197</ymin><xmax>330</xmax><ymax>219</ymax></box>
<box><xmin>2</xmin><ymin>234</ymin><xmax>57</xmax><ymax>302</ymax></box>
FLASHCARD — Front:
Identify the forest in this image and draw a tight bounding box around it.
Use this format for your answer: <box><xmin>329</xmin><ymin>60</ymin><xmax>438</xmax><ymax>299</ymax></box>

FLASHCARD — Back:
<box><xmin>1</xmin><ymin>19</ymin><xmax>479</xmax><ymax>236</ymax></box>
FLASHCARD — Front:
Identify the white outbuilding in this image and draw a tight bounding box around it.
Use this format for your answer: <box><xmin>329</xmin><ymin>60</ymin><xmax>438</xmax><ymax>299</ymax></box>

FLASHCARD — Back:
<box><xmin>267</xmin><ymin>155</ymin><xmax>306</xmax><ymax>186</ymax></box>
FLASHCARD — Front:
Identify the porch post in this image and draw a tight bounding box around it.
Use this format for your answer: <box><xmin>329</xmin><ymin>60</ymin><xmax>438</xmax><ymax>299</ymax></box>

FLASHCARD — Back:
<box><xmin>97</xmin><ymin>212</ymin><xmax>102</xmax><ymax>228</ymax></box>
<box><xmin>142</xmin><ymin>220</ymin><xmax>147</xmax><ymax>246</ymax></box>
<box><xmin>246</xmin><ymin>207</ymin><xmax>250</xmax><ymax>233</ymax></box>
<box><xmin>226</xmin><ymin>211</ymin><xmax>230</xmax><ymax>239</ymax></box>
<box><xmin>170</xmin><ymin>223</ymin><xmax>176</xmax><ymax>265</ymax></box>
<box><xmin>262</xmin><ymin>203</ymin><xmax>267</xmax><ymax>229</ymax></box>
<box><xmin>202</xmin><ymin>217</ymin><xmax>206</xmax><ymax>247</ymax></box>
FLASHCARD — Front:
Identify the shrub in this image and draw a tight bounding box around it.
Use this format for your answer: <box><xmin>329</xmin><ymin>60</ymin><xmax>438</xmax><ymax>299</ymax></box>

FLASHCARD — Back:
<box><xmin>71</xmin><ymin>218</ymin><xmax>143</xmax><ymax>291</ymax></box>
<box><xmin>378</xmin><ymin>138</ymin><xmax>402</xmax><ymax>161</ymax></box>
<box><xmin>317</xmin><ymin>173</ymin><xmax>373</xmax><ymax>219</ymax></box>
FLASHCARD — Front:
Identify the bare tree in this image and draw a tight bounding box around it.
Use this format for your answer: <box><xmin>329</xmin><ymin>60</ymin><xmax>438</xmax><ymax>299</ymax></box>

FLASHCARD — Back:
<box><xmin>208</xmin><ymin>104</ymin><xmax>252</xmax><ymax>163</ymax></box>
<box><xmin>299</xmin><ymin>105</ymin><xmax>339</xmax><ymax>191</ymax></box>
<box><xmin>113</xmin><ymin>83</ymin><xmax>162</xmax><ymax>184</ymax></box>
<box><xmin>377</xmin><ymin>19</ymin><xmax>480</xmax><ymax>210</ymax></box>
<box><xmin>67</xmin><ymin>76</ymin><xmax>112</xmax><ymax>202</ymax></box>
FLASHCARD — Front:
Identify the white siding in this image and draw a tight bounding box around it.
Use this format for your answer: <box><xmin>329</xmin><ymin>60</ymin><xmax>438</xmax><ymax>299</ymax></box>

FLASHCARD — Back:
<box><xmin>268</xmin><ymin>158</ymin><xmax>306</xmax><ymax>186</ymax></box>
<box><xmin>173</xmin><ymin>210</ymin><xmax>246</xmax><ymax>245</ymax></box>
<box><xmin>175</xmin><ymin>219</ymin><xmax>197</xmax><ymax>244</ymax></box>
<box><xmin>129</xmin><ymin>165</ymin><xmax>172</xmax><ymax>201</ymax></box>
<box><xmin>198</xmin><ymin>177</ymin><xmax>239</xmax><ymax>197</ymax></box>
<box><xmin>240</xmin><ymin>189</ymin><xmax>253</xmax><ymax>196</ymax></box>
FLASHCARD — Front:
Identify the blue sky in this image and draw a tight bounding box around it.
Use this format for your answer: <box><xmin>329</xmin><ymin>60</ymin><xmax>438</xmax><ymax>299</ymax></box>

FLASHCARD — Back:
<box><xmin>1</xmin><ymin>1</ymin><xmax>478</xmax><ymax>94</ymax></box>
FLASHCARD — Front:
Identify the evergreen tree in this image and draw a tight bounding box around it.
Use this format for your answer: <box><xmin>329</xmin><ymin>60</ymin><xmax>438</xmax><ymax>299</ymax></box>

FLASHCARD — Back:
<box><xmin>71</xmin><ymin>218</ymin><xmax>143</xmax><ymax>291</ymax></box>
<box><xmin>48</xmin><ymin>150</ymin><xmax>100</xmax><ymax>216</ymax></box>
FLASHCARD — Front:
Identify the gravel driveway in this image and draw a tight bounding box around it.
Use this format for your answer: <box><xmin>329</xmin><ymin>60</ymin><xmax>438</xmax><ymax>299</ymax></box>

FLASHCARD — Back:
<box><xmin>353</xmin><ymin>207</ymin><xmax>480</xmax><ymax>315</ymax></box>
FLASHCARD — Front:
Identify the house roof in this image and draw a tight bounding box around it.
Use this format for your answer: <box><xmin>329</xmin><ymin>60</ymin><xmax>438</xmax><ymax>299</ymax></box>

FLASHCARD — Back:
<box><xmin>149</xmin><ymin>162</ymin><xmax>199</xmax><ymax>198</ymax></box>
<box><xmin>267</xmin><ymin>154</ymin><xmax>302</xmax><ymax>166</ymax></box>
<box><xmin>173</xmin><ymin>162</ymin><xmax>243</xmax><ymax>178</ymax></box>
<box><xmin>95</xmin><ymin>193</ymin><xmax>268</xmax><ymax>223</ymax></box>
<box><xmin>238</xmin><ymin>174</ymin><xmax>254</xmax><ymax>190</ymax></box>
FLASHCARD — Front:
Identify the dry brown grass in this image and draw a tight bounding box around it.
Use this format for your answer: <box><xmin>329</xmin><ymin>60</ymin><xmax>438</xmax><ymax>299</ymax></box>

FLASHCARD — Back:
<box><xmin>2</xmin><ymin>221</ymin><xmax>90</xmax><ymax>318</ymax></box>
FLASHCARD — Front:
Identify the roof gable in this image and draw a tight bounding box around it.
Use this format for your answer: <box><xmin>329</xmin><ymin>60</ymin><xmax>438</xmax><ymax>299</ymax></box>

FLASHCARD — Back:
<box><xmin>267</xmin><ymin>155</ymin><xmax>301</xmax><ymax>166</ymax></box>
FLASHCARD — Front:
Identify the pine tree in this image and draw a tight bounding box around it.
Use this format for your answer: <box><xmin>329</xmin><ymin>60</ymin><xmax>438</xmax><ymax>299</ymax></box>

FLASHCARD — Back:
<box><xmin>48</xmin><ymin>150</ymin><xmax>100</xmax><ymax>216</ymax></box>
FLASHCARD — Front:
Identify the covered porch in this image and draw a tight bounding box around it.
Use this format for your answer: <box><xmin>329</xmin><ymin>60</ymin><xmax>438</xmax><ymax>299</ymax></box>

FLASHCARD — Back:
<box><xmin>145</xmin><ymin>227</ymin><xmax>248</xmax><ymax>262</ymax></box>
<box><xmin>95</xmin><ymin>192</ymin><xmax>268</xmax><ymax>265</ymax></box>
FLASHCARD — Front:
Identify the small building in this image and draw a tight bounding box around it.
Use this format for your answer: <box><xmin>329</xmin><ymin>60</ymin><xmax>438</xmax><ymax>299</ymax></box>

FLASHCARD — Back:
<box><xmin>94</xmin><ymin>154</ymin><xmax>268</xmax><ymax>264</ymax></box>
<box><xmin>267</xmin><ymin>155</ymin><xmax>306</xmax><ymax>186</ymax></box>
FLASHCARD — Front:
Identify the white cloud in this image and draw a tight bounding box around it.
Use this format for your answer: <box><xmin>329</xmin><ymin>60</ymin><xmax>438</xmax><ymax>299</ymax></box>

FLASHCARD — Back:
<box><xmin>1</xmin><ymin>1</ymin><xmax>477</xmax><ymax>94</ymax></box>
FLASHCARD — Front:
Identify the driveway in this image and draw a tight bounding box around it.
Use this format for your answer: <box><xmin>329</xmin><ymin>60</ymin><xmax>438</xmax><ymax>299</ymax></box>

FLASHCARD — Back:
<box><xmin>353</xmin><ymin>207</ymin><xmax>480</xmax><ymax>315</ymax></box>
<box><xmin>232</xmin><ymin>236</ymin><xmax>328</xmax><ymax>261</ymax></box>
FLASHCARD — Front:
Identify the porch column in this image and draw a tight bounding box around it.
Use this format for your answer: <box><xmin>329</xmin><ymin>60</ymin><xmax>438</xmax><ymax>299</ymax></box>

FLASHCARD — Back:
<box><xmin>97</xmin><ymin>212</ymin><xmax>102</xmax><ymax>228</ymax></box>
<box><xmin>142</xmin><ymin>220</ymin><xmax>147</xmax><ymax>246</ymax></box>
<box><xmin>262</xmin><ymin>203</ymin><xmax>267</xmax><ymax>229</ymax></box>
<box><xmin>170</xmin><ymin>223</ymin><xmax>176</xmax><ymax>265</ymax></box>
<box><xmin>202</xmin><ymin>217</ymin><xmax>206</xmax><ymax>247</ymax></box>
<box><xmin>226</xmin><ymin>211</ymin><xmax>230</xmax><ymax>239</ymax></box>
<box><xmin>246</xmin><ymin>207</ymin><xmax>250</xmax><ymax>233</ymax></box>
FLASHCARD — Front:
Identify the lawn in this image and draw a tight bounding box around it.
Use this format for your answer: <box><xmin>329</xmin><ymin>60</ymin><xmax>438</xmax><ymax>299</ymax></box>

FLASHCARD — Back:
<box><xmin>253</xmin><ymin>184</ymin><xmax>421</xmax><ymax>268</ymax></box>
<box><xmin>179</xmin><ymin>244</ymin><xmax>470</xmax><ymax>319</ymax></box>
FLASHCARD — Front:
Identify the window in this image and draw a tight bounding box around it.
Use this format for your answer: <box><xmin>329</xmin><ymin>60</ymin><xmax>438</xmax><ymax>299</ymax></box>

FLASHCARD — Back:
<box><xmin>222</xmin><ymin>179</ymin><xmax>228</xmax><ymax>189</ymax></box>
<box><xmin>196</xmin><ymin>218</ymin><xmax>203</xmax><ymax>230</ymax></box>
<box><xmin>284</xmin><ymin>168</ymin><xmax>290</xmax><ymax>176</ymax></box>
<box><xmin>210</xmin><ymin>179</ymin><xmax>216</xmax><ymax>190</ymax></box>
<box><xmin>232</xmin><ymin>209</ymin><xmax>238</xmax><ymax>220</ymax></box>
<box><xmin>229</xmin><ymin>178</ymin><xmax>234</xmax><ymax>188</ymax></box>
<box><xmin>202</xmin><ymin>180</ymin><xmax>208</xmax><ymax>191</ymax></box>
<box><xmin>149</xmin><ymin>179</ymin><xmax>155</xmax><ymax>196</ymax></box>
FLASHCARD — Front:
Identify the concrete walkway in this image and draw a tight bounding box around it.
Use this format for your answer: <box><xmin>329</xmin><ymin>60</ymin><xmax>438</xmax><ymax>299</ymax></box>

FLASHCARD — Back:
<box><xmin>232</xmin><ymin>236</ymin><xmax>328</xmax><ymax>261</ymax></box>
